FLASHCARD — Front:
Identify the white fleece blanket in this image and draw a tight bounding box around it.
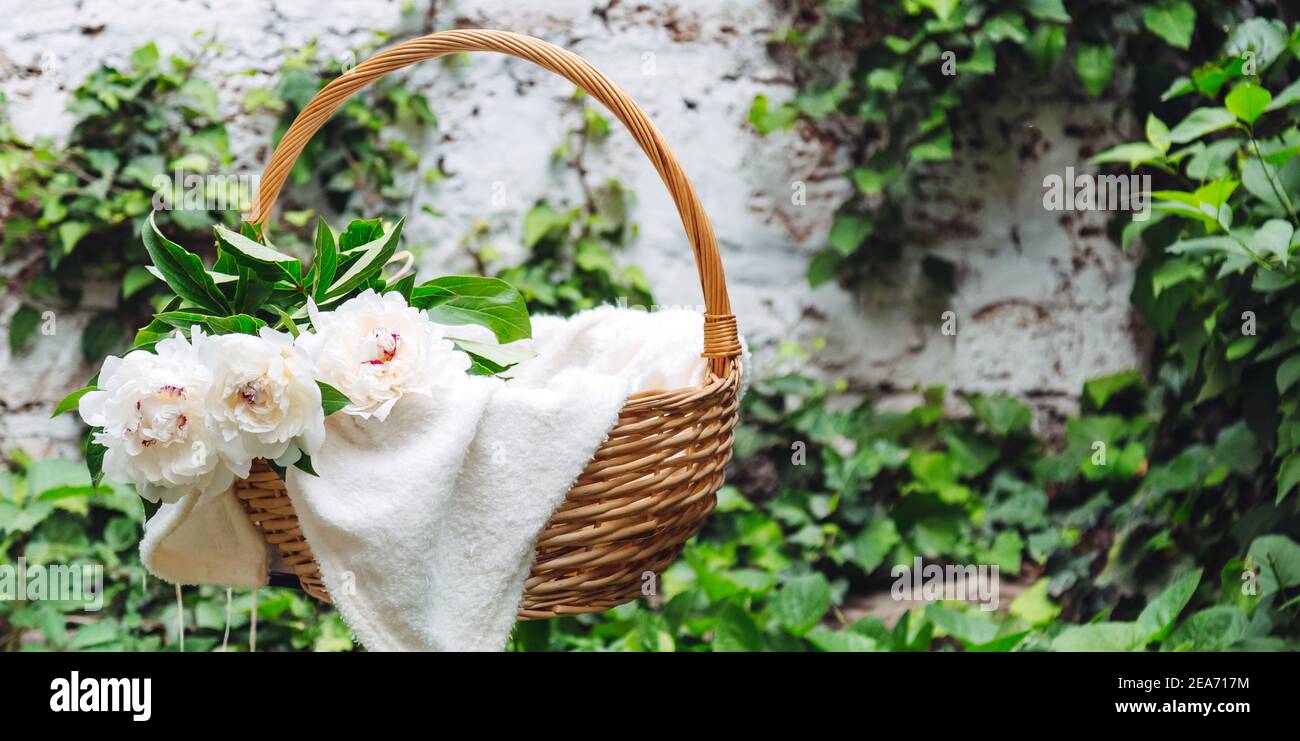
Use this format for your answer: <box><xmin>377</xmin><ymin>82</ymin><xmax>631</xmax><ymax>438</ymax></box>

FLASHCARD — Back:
<box><xmin>140</xmin><ymin>306</ymin><xmax>725</xmax><ymax>651</ymax></box>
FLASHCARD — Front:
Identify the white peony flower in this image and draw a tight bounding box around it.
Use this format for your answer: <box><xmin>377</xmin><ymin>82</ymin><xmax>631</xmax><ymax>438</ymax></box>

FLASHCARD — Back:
<box><xmin>201</xmin><ymin>327</ymin><xmax>326</xmax><ymax>472</ymax></box>
<box><xmin>296</xmin><ymin>289</ymin><xmax>470</xmax><ymax>421</ymax></box>
<box><xmin>78</xmin><ymin>330</ymin><xmax>237</xmax><ymax>504</ymax></box>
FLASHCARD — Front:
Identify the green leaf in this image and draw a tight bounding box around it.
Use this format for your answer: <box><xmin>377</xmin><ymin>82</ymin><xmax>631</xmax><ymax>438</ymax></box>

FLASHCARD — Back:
<box><xmin>311</xmin><ymin>219</ymin><xmax>339</xmax><ymax>300</ymax></box>
<box><xmin>1247</xmin><ymin>535</ymin><xmax>1300</xmax><ymax>596</ymax></box>
<box><xmin>1160</xmin><ymin>75</ymin><xmax>1194</xmax><ymax>101</ymax></box>
<box><xmin>1165</xmin><ymin>606</ymin><xmax>1248</xmax><ymax>651</ymax></box>
<box><xmin>1008</xmin><ymin>579</ymin><xmax>1061</xmax><ymax>626</ymax></box>
<box><xmin>81</xmin><ymin>313</ymin><xmax>125</xmax><ymax>363</ymax></box>
<box><xmin>1167</xmin><ymin>108</ymin><xmax>1238</xmax><ymax>144</ymax></box>
<box><xmin>1241</xmin><ymin>156</ymin><xmax>1300</xmax><ymax>214</ymax></box>
<box><xmin>771</xmin><ymin>573</ymin><xmax>831</xmax><ymax>636</ymax></box>
<box><xmin>849</xmin><ymin>166</ymin><xmax>895</xmax><ymax>196</ymax></box>
<box><xmin>1151</xmin><ymin>258</ymin><xmax>1204</xmax><ymax>296</ymax></box>
<box><xmin>794</xmin><ymin>80</ymin><xmax>851</xmax><ymax>118</ymax></box>
<box><xmin>849</xmin><ymin>517</ymin><xmax>900</xmax><ymax>573</ymax></box>
<box><xmin>1225</xmin><ymin>82</ymin><xmax>1272</xmax><ymax>126</ymax></box>
<box><xmin>1265</xmin><ymin>78</ymin><xmax>1300</xmax><ymax>112</ymax></box>
<box><xmin>84</xmin><ymin>432</ymin><xmax>107</xmax><ymax>491</ymax></box>
<box><xmin>913</xmin><ymin>0</ymin><xmax>958</xmax><ymax>21</ymax></box>
<box><xmin>1225</xmin><ymin>335</ymin><xmax>1257</xmax><ymax>361</ymax></box>
<box><xmin>1141</xmin><ymin>1</ymin><xmax>1196</xmax><ymax>50</ymax></box>
<box><xmin>523</xmin><ymin>204</ymin><xmax>567</xmax><ymax>247</ymax></box>
<box><xmin>141</xmin><ymin>213</ymin><xmax>230</xmax><ymax>314</ymax></box>
<box><xmin>233</xmin><ymin>267</ymin><xmax>274</xmax><ymax>316</ymax></box>
<box><xmin>1214</xmin><ymin>421</ymin><xmax>1260</xmax><ymax>474</ymax></box>
<box><xmin>1075</xmin><ymin>45</ymin><xmax>1114</xmax><ymax>97</ymax></box>
<box><xmin>1184</xmin><ymin>139</ymin><xmax>1243</xmax><ymax>180</ymax></box>
<box><xmin>805</xmin><ymin>625</ymin><xmax>878</xmax><ymax>652</ymax></box>
<box><xmin>1025</xmin><ymin>25</ymin><xmax>1067</xmax><ymax>74</ymax></box>
<box><xmin>450</xmin><ymin>338</ymin><xmax>536</xmax><ymax>370</ymax></box>
<box><xmin>806</xmin><ymin>249</ymin><xmax>843</xmax><ymax>288</ymax></box>
<box><xmin>927</xmin><ymin>604</ymin><xmax>1000</xmax><ymax>646</ymax></box>
<box><xmin>1083</xmin><ymin>370</ymin><xmax>1142</xmax><ymax>408</ymax></box>
<box><xmin>131</xmin><ymin>42</ymin><xmax>159</xmax><ymax>71</ymax></box>
<box><xmin>337</xmin><ymin>219</ymin><xmax>384</xmax><ymax>250</ymax></box>
<box><xmin>1052</xmin><ymin>622</ymin><xmax>1146</xmax><ymax>651</ymax></box>
<box><xmin>828</xmin><ymin>214</ymin><xmax>873</xmax><ymax>256</ymax></box>
<box><xmin>410</xmin><ymin>276</ymin><xmax>532</xmax><ymax>344</ymax></box>
<box><xmin>909</xmin><ymin>129</ymin><xmax>952</xmax><ymax>162</ymax></box>
<box><xmin>865</xmin><ymin>68</ymin><xmax>900</xmax><ymax>94</ymax></box>
<box><xmin>1136</xmin><ymin>568</ymin><xmax>1202</xmax><ymax>642</ymax></box>
<box><xmin>121</xmin><ymin>265</ymin><xmax>158</xmax><ymax>299</ymax></box>
<box><xmin>317</xmin><ymin>382</ymin><xmax>351</xmax><ymax>416</ymax></box>
<box><xmin>52</xmin><ymin>386</ymin><xmax>96</xmax><ymax>418</ymax></box>
<box><xmin>964</xmin><ymin>394</ymin><xmax>1031</xmax><ymax>436</ymax></box>
<box><xmin>1276</xmin><ymin>453</ymin><xmax>1300</xmax><ymax>504</ymax></box>
<box><xmin>1165</xmin><ymin>235</ymin><xmax>1246</xmax><ymax>258</ymax></box>
<box><xmin>980</xmin><ymin>530</ymin><xmax>1024</xmax><ymax>574</ymax></box>
<box><xmin>68</xmin><ymin>620</ymin><xmax>119</xmax><ymax>650</ymax></box>
<box><xmin>1248</xmin><ymin>219</ymin><xmax>1294</xmax><ymax>265</ymax></box>
<box><xmin>1191</xmin><ymin>57</ymin><xmax>1246</xmax><ymax>98</ymax></box>
<box><xmin>713</xmin><ymin>601</ymin><xmax>763</xmax><ymax>651</ymax></box>
<box><xmin>1225</xmin><ymin>17</ymin><xmax>1288</xmax><ymax>72</ymax></box>
<box><xmin>1276</xmin><ymin>353</ymin><xmax>1300</xmax><ymax>394</ymax></box>
<box><xmin>145</xmin><ymin>265</ymin><xmax>238</xmax><ymax>287</ymax></box>
<box><xmin>1089</xmin><ymin>143</ymin><xmax>1163</xmax><ymax>169</ymax></box>
<box><xmin>58</xmin><ymin>221</ymin><xmax>92</xmax><ymax>255</ymax></box>
<box><xmin>8</xmin><ymin>304</ymin><xmax>40</xmax><ymax>354</ymax></box>
<box><xmin>1024</xmin><ymin>0</ymin><xmax>1070</xmax><ymax>22</ymax></box>
<box><xmin>214</xmin><ymin>224</ymin><xmax>301</xmax><ymax>282</ymax></box>
<box><xmin>292</xmin><ymin>453</ymin><xmax>318</xmax><ymax>477</ymax></box>
<box><xmin>323</xmin><ymin>218</ymin><xmax>404</xmax><ymax>300</ymax></box>
<box><xmin>1145</xmin><ymin>114</ymin><xmax>1171</xmax><ymax>154</ymax></box>
<box><xmin>747</xmin><ymin>95</ymin><xmax>798</xmax><ymax>134</ymax></box>
<box><xmin>271</xmin><ymin>305</ymin><xmax>301</xmax><ymax>337</ymax></box>
<box><xmin>205</xmin><ymin>314</ymin><xmax>267</xmax><ymax>335</ymax></box>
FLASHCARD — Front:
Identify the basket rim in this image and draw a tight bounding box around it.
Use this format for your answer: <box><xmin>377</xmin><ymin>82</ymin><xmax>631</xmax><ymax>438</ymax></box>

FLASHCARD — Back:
<box><xmin>621</xmin><ymin>362</ymin><xmax>743</xmax><ymax>410</ymax></box>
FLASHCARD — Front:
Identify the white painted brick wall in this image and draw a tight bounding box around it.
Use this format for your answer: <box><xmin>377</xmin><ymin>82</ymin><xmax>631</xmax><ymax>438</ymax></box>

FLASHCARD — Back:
<box><xmin>0</xmin><ymin>0</ymin><xmax>1145</xmax><ymax>454</ymax></box>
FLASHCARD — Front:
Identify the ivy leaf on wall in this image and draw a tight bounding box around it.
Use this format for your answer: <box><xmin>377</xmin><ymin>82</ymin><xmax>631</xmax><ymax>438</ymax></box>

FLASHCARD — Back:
<box><xmin>1142</xmin><ymin>1</ymin><xmax>1196</xmax><ymax>50</ymax></box>
<box><xmin>1075</xmin><ymin>45</ymin><xmax>1115</xmax><ymax>97</ymax></box>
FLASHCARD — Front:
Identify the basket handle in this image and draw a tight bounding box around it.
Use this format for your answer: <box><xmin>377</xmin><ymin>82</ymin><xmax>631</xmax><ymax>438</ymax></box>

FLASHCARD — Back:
<box><xmin>248</xmin><ymin>29</ymin><xmax>741</xmax><ymax>369</ymax></box>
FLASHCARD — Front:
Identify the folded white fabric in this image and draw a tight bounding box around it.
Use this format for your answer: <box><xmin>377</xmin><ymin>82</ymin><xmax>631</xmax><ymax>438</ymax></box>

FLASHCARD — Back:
<box><xmin>140</xmin><ymin>483</ymin><xmax>269</xmax><ymax>588</ymax></box>
<box><xmin>140</xmin><ymin>306</ymin><xmax>724</xmax><ymax>651</ymax></box>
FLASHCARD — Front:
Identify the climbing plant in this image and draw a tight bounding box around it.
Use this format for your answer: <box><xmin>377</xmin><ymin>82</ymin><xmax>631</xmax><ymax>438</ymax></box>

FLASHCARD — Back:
<box><xmin>2</xmin><ymin>40</ymin><xmax>238</xmax><ymax>362</ymax></box>
<box><xmin>244</xmin><ymin>38</ymin><xmax>440</xmax><ymax>240</ymax></box>
<box><xmin>748</xmin><ymin>0</ymin><xmax>1268</xmax><ymax>287</ymax></box>
<box><xmin>464</xmin><ymin>89</ymin><xmax>654</xmax><ymax>315</ymax></box>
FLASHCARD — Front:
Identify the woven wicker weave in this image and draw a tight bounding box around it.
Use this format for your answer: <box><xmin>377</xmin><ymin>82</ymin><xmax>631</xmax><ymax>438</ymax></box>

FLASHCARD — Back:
<box><xmin>235</xmin><ymin>30</ymin><xmax>742</xmax><ymax>619</ymax></box>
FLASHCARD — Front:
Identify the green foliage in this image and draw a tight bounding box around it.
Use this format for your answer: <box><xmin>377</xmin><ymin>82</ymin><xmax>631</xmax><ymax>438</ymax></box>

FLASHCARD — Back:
<box><xmin>248</xmin><ymin>39</ymin><xmax>439</xmax><ymax>232</ymax></box>
<box><xmin>742</xmin><ymin>1</ymin><xmax>1279</xmax><ymax>288</ymax></box>
<box><xmin>2</xmin><ymin>40</ymin><xmax>238</xmax><ymax>360</ymax></box>
<box><xmin>1091</xmin><ymin>21</ymin><xmax>1300</xmax><ymax>528</ymax></box>
<box><xmin>1</xmin><ymin>36</ymin><xmax>440</xmax><ymax>362</ymax></box>
<box><xmin>501</xmin><ymin>362</ymin><xmax>1299</xmax><ymax>652</ymax></box>
<box><xmin>0</xmin><ymin>451</ymin><xmax>353</xmax><ymax>651</ymax></box>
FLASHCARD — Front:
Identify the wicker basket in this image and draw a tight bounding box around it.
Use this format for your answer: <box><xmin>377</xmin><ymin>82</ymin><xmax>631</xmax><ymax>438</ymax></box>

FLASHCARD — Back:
<box><xmin>234</xmin><ymin>29</ymin><xmax>742</xmax><ymax>620</ymax></box>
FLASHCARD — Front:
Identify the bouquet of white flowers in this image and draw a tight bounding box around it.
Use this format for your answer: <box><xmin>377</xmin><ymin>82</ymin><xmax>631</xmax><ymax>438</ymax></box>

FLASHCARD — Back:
<box><xmin>57</xmin><ymin>214</ymin><xmax>532</xmax><ymax>504</ymax></box>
